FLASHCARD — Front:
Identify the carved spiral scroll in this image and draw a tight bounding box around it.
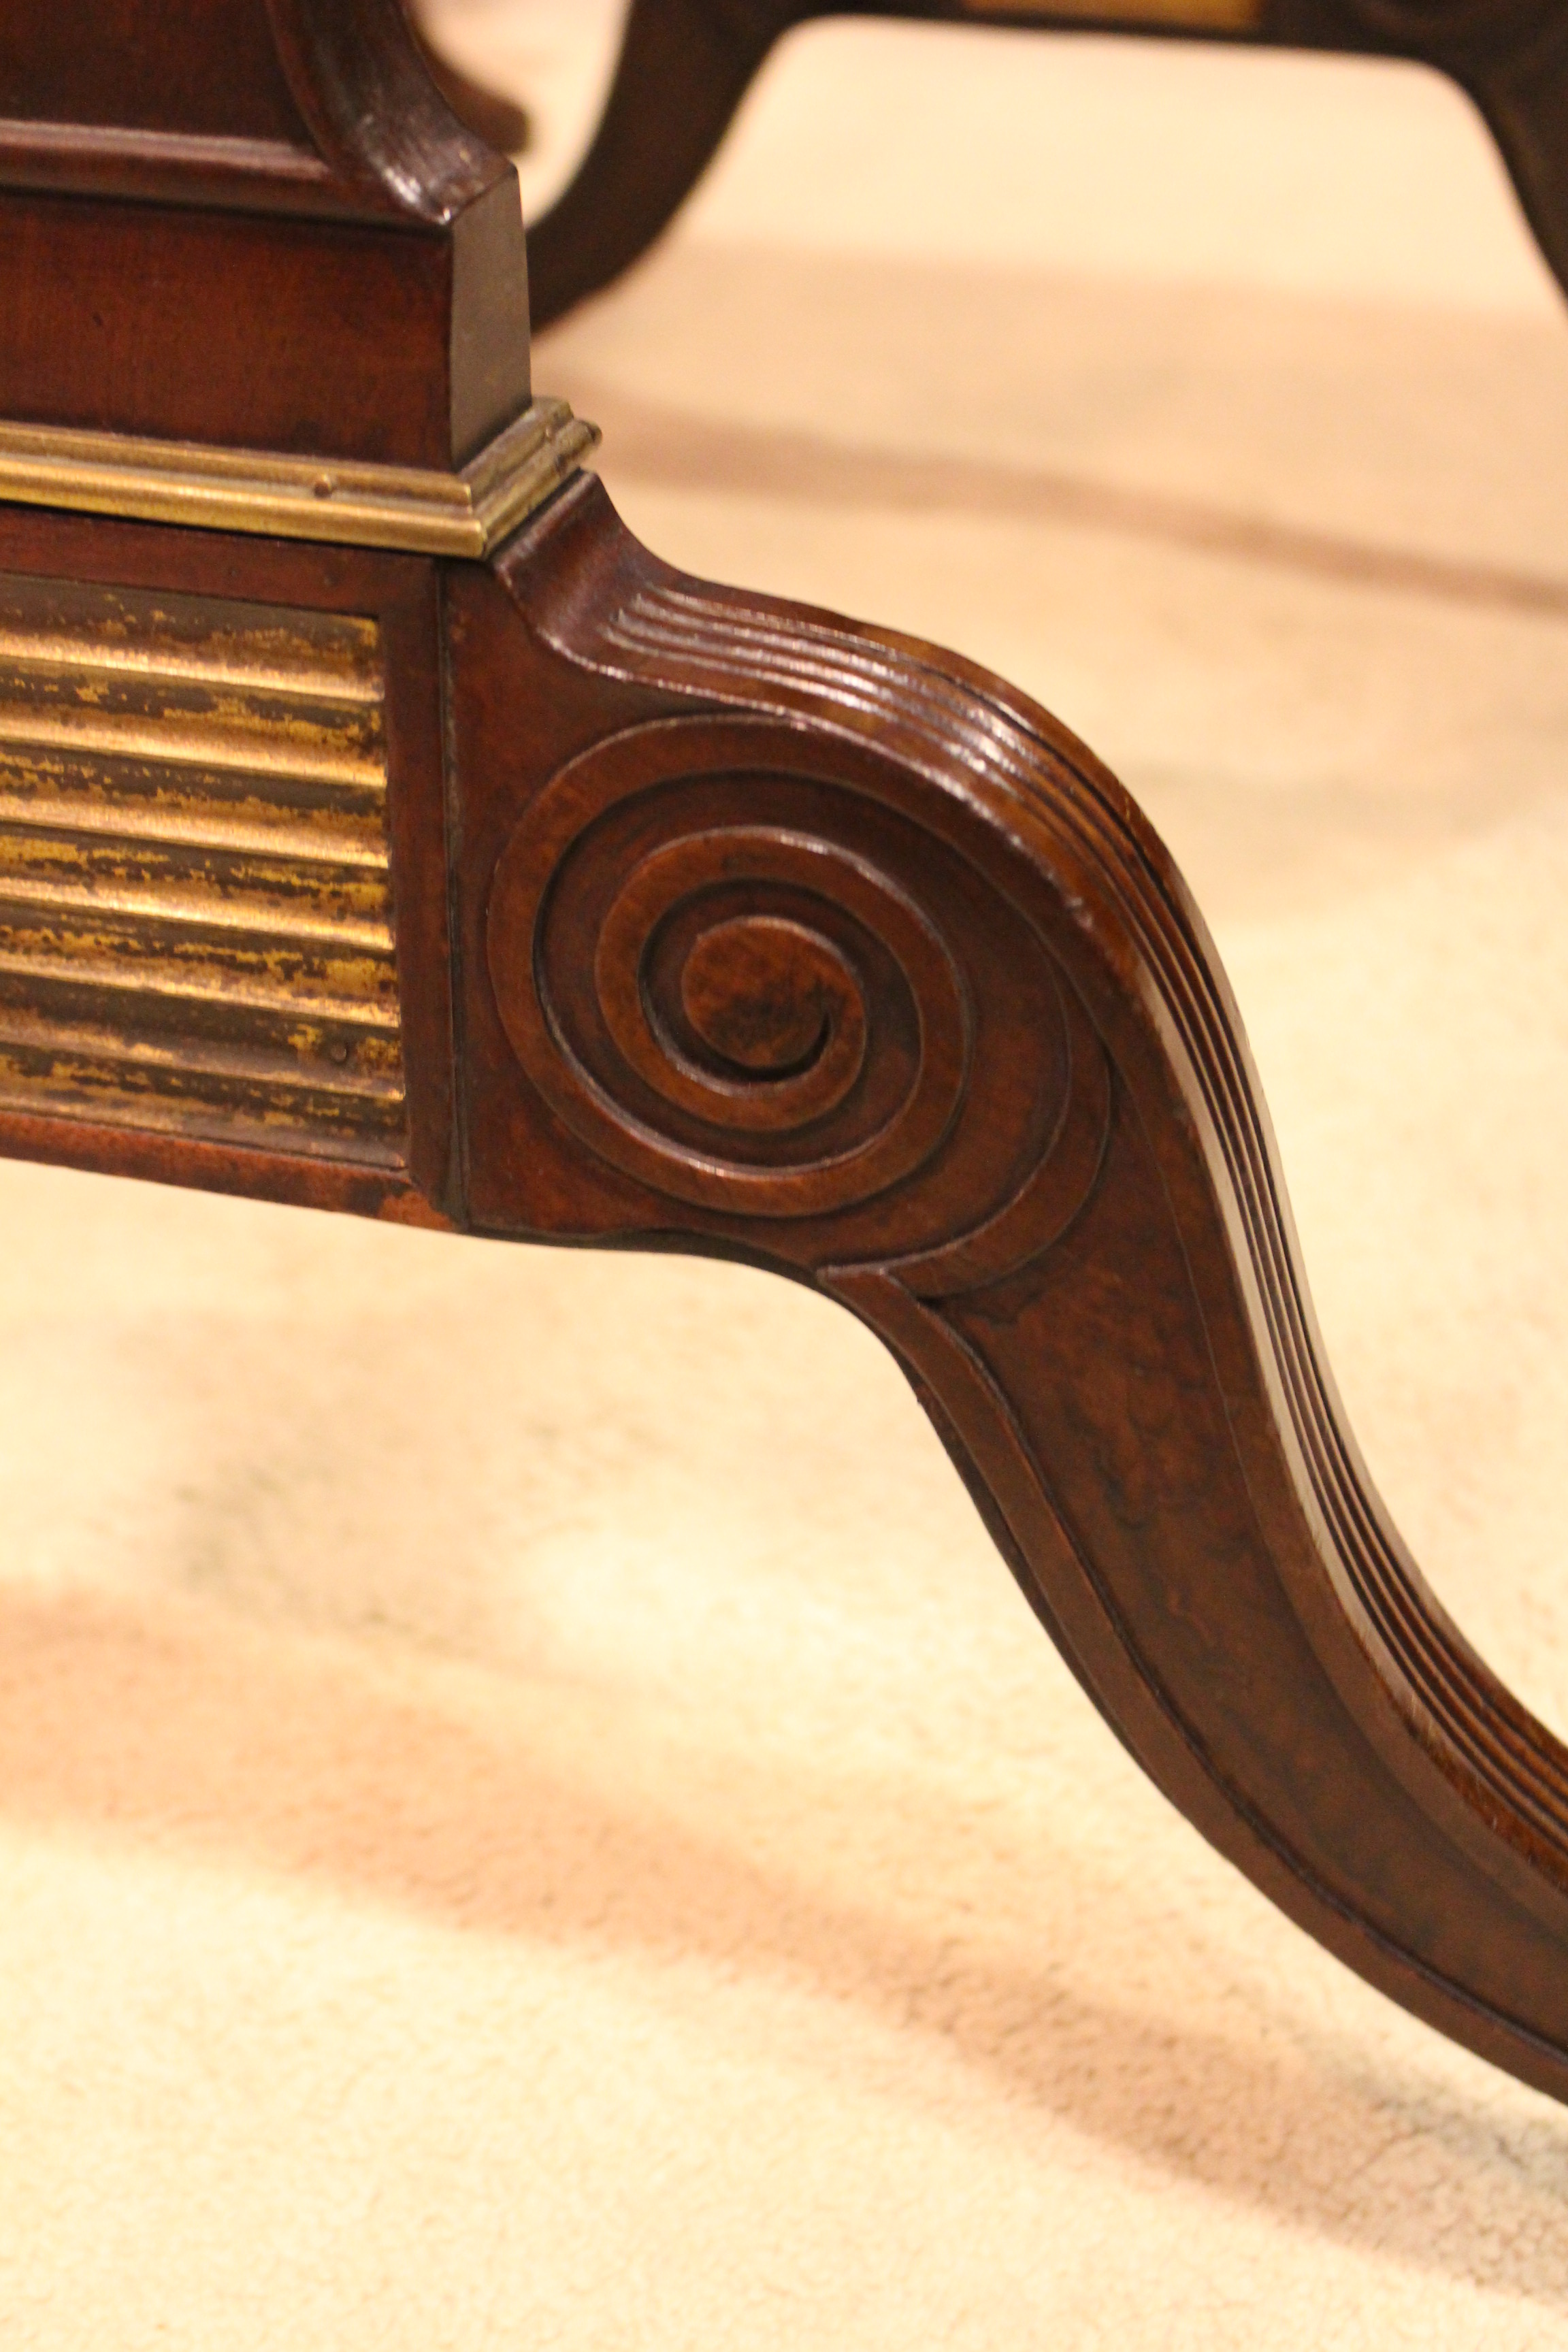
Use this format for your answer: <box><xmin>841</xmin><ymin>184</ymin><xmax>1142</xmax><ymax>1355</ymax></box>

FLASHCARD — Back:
<box><xmin>488</xmin><ymin>717</ymin><xmax>1109</xmax><ymax>1264</ymax></box>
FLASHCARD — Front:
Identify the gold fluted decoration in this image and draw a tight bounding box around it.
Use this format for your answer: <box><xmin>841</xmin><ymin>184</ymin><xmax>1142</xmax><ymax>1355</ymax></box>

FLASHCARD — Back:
<box><xmin>0</xmin><ymin>572</ymin><xmax>406</xmax><ymax>1164</ymax></box>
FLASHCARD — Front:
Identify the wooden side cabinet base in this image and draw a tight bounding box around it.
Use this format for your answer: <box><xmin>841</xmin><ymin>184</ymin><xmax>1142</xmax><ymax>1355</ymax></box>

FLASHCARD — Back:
<box><xmin>5</xmin><ymin>0</ymin><xmax>1568</xmax><ymax>2174</ymax></box>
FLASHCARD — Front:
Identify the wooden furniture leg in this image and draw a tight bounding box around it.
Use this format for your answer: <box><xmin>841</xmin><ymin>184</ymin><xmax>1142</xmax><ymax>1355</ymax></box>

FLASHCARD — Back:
<box><xmin>5</xmin><ymin>0</ymin><xmax>1568</xmax><ymax>2132</ymax></box>
<box><xmin>458</xmin><ymin>478</ymin><xmax>1568</xmax><ymax>2112</ymax></box>
<box><xmin>525</xmin><ymin>0</ymin><xmax>1568</xmax><ymax>323</ymax></box>
<box><xmin>409</xmin><ymin>10</ymin><xmax>532</xmax><ymax>158</ymax></box>
<box><xmin>526</xmin><ymin>0</ymin><xmax>804</xmax><ymax>326</ymax></box>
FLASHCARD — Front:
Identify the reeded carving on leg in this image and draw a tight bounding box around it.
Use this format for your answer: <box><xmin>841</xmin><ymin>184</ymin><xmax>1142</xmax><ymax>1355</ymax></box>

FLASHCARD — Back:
<box><xmin>453</xmin><ymin>476</ymin><xmax>1568</xmax><ymax>2111</ymax></box>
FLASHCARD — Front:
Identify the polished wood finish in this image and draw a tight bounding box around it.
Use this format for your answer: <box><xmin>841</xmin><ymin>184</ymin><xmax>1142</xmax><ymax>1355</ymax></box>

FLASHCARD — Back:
<box><xmin>0</xmin><ymin>0</ymin><xmax>531</xmax><ymax>463</ymax></box>
<box><xmin>524</xmin><ymin>0</ymin><xmax>1568</xmax><ymax>324</ymax></box>
<box><xmin>5</xmin><ymin>0</ymin><xmax>1568</xmax><ymax>2146</ymax></box>
<box><xmin>445</xmin><ymin>471</ymin><xmax>1568</xmax><ymax>2109</ymax></box>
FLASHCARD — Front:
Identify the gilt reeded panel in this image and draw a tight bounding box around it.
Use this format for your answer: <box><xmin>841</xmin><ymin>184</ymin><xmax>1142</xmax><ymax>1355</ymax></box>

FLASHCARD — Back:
<box><xmin>0</xmin><ymin>574</ymin><xmax>405</xmax><ymax>1165</ymax></box>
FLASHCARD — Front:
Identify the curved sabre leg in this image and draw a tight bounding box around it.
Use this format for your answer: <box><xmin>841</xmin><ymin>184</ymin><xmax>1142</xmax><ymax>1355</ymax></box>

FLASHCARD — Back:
<box><xmin>526</xmin><ymin>0</ymin><xmax>808</xmax><ymax>327</ymax></box>
<box><xmin>445</xmin><ymin>474</ymin><xmax>1568</xmax><ymax>2107</ymax></box>
<box><xmin>525</xmin><ymin>0</ymin><xmax>1568</xmax><ymax>326</ymax></box>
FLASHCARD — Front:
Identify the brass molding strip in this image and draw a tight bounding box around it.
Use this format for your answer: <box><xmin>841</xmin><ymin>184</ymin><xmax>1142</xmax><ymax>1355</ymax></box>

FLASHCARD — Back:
<box><xmin>0</xmin><ymin>397</ymin><xmax>600</xmax><ymax>558</ymax></box>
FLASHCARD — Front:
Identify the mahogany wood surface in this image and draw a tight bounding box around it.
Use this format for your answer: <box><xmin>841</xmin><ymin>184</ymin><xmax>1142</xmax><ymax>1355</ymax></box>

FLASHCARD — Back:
<box><xmin>3</xmin><ymin>0</ymin><xmax>1568</xmax><ymax>2152</ymax></box>
<box><xmin>522</xmin><ymin>0</ymin><xmax>1568</xmax><ymax>325</ymax></box>
<box><xmin>445</xmin><ymin>472</ymin><xmax>1568</xmax><ymax>2110</ymax></box>
<box><xmin>0</xmin><ymin>0</ymin><xmax>532</xmax><ymax>463</ymax></box>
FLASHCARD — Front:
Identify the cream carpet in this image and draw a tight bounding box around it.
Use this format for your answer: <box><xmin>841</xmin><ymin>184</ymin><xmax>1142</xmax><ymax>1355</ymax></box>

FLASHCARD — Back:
<box><xmin>6</xmin><ymin>14</ymin><xmax>1568</xmax><ymax>2345</ymax></box>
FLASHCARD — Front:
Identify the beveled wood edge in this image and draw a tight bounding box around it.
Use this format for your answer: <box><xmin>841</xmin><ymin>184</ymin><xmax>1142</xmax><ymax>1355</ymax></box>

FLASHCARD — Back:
<box><xmin>0</xmin><ymin>1102</ymin><xmax>453</xmax><ymax>1226</ymax></box>
<box><xmin>0</xmin><ymin>120</ymin><xmax>336</xmax><ymax>211</ymax></box>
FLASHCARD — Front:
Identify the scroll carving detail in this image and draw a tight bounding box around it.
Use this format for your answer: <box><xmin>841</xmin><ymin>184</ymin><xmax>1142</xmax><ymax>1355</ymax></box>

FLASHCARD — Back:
<box><xmin>486</xmin><ymin>715</ymin><xmax>1110</xmax><ymax>1271</ymax></box>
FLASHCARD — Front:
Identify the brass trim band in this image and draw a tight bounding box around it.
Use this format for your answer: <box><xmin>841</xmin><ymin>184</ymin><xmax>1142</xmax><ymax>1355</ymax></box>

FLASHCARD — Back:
<box><xmin>0</xmin><ymin>398</ymin><xmax>600</xmax><ymax>559</ymax></box>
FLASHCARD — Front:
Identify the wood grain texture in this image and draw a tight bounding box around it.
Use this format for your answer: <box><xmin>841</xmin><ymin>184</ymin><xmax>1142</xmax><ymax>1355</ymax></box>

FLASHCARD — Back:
<box><xmin>440</xmin><ymin>473</ymin><xmax>1568</xmax><ymax>2110</ymax></box>
<box><xmin>0</xmin><ymin>1</ymin><xmax>305</xmax><ymax>140</ymax></box>
<box><xmin>0</xmin><ymin>0</ymin><xmax>531</xmax><ymax>466</ymax></box>
<box><xmin>524</xmin><ymin>0</ymin><xmax>1568</xmax><ymax>325</ymax></box>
